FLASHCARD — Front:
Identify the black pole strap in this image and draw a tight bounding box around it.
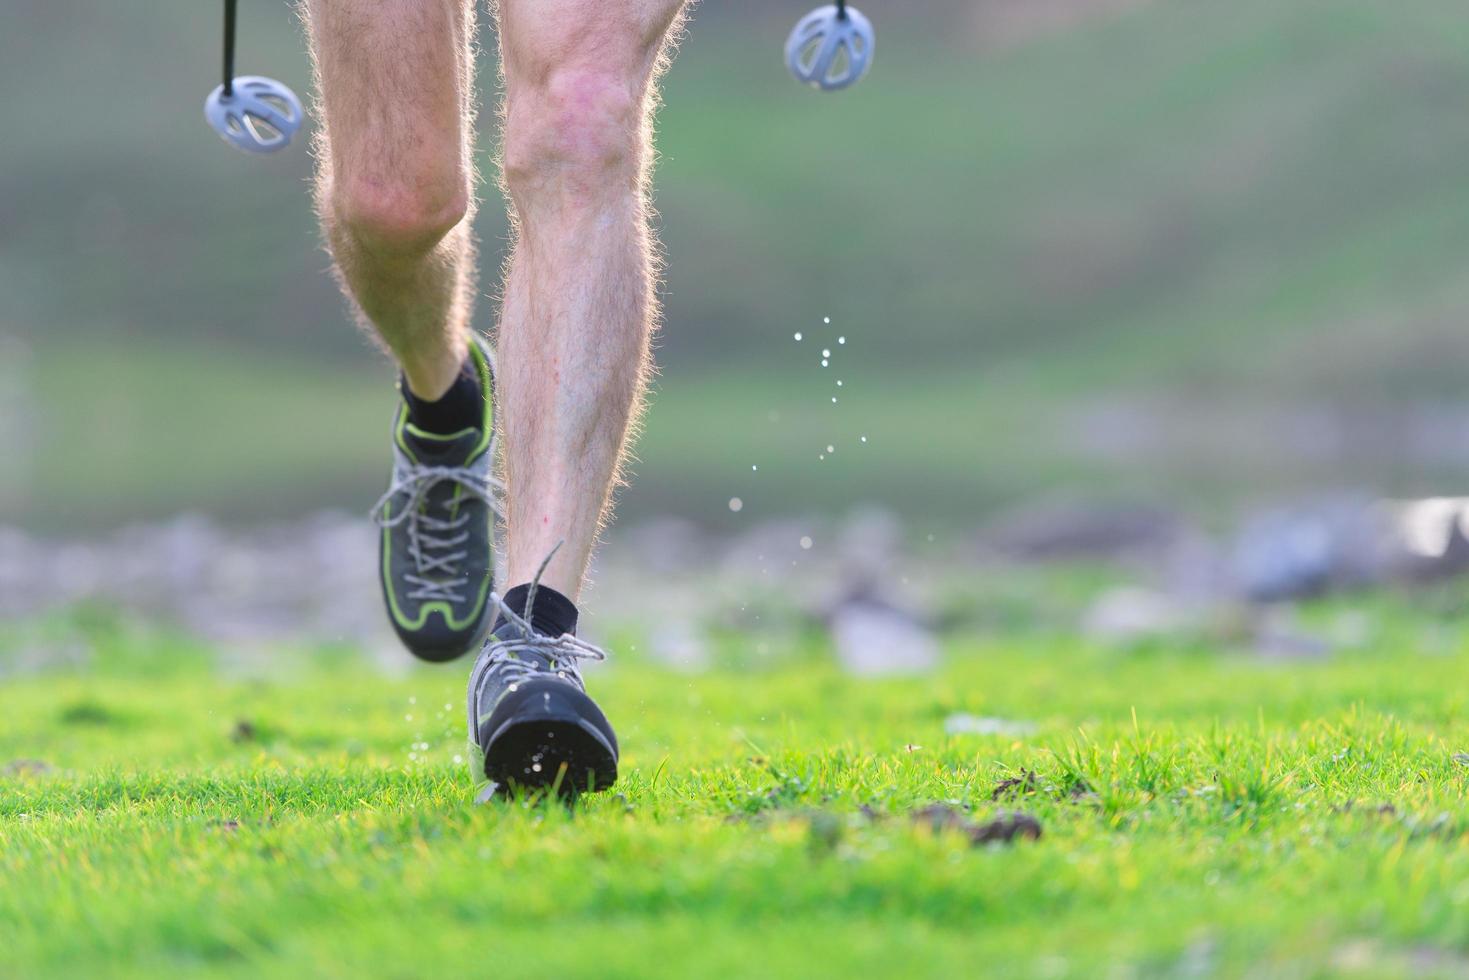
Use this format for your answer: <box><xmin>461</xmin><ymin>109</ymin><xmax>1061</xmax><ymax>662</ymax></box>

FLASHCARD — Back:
<box><xmin>835</xmin><ymin>0</ymin><xmax>847</xmax><ymax>19</ymax></box>
<box><xmin>223</xmin><ymin>0</ymin><xmax>237</xmax><ymax>95</ymax></box>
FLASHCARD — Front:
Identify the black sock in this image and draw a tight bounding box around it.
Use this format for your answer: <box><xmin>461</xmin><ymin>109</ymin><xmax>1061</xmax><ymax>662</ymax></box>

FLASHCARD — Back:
<box><xmin>401</xmin><ymin>355</ymin><xmax>482</xmax><ymax>435</ymax></box>
<box><xmin>495</xmin><ymin>583</ymin><xmax>579</xmax><ymax>638</ymax></box>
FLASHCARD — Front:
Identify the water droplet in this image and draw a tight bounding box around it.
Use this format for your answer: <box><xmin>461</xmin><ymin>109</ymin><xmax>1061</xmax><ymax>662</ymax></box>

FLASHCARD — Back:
<box><xmin>821</xmin><ymin>359</ymin><xmax>829</xmax><ymax>367</ymax></box>
<box><xmin>836</xmin><ymin>379</ymin><xmax>843</xmax><ymax>387</ymax></box>
<box><xmin>822</xmin><ymin>348</ymin><xmax>831</xmax><ymax>358</ymax></box>
<box><xmin>838</xmin><ymin>336</ymin><xmax>846</xmax><ymax>345</ymax></box>
<box><xmin>405</xmin><ymin>714</ymin><xmax>413</xmax><ymax>722</ymax></box>
<box><xmin>751</xmin><ymin>464</ymin><xmax>758</xmax><ymax>472</ymax></box>
<box><xmin>826</xmin><ymin>445</ymin><xmax>835</xmax><ymax>453</ymax></box>
<box><xmin>818</xmin><ymin>454</ymin><xmax>825</xmax><ymax>460</ymax></box>
<box><xmin>444</xmin><ymin>703</ymin><xmax>452</xmax><ymax>711</ymax></box>
<box><xmin>453</xmin><ymin>754</ymin><xmax>463</xmax><ymax>764</ymax></box>
<box><xmin>831</xmin><ymin>397</ymin><xmax>838</xmax><ymax>403</ymax></box>
<box><xmin>823</xmin><ymin>316</ymin><xmax>831</xmax><ymax>324</ymax></box>
<box><xmin>860</xmin><ymin>435</ymin><xmax>868</xmax><ymax>443</ymax></box>
<box><xmin>794</xmin><ymin>331</ymin><xmax>803</xmax><ymax>341</ymax></box>
<box><xmin>800</xmin><ymin>536</ymin><xmax>813</xmax><ymax>550</ymax></box>
<box><xmin>729</xmin><ymin>497</ymin><xmax>743</xmax><ymax>512</ymax></box>
<box><xmin>532</xmin><ymin>762</ymin><xmax>543</xmax><ymax>773</ymax></box>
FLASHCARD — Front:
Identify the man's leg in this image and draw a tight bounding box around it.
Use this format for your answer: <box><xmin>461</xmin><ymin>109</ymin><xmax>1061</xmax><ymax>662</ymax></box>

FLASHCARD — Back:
<box><xmin>304</xmin><ymin>0</ymin><xmax>476</xmax><ymax>399</ymax></box>
<box><xmin>464</xmin><ymin>0</ymin><xmax>688</xmax><ymax>794</ymax></box>
<box><xmin>496</xmin><ymin>0</ymin><xmax>689</xmax><ymax>597</ymax></box>
<box><xmin>306</xmin><ymin>0</ymin><xmax>502</xmax><ymax>663</ymax></box>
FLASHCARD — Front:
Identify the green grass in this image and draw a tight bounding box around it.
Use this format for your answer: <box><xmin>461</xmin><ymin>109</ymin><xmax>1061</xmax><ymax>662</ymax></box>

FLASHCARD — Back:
<box><xmin>7</xmin><ymin>604</ymin><xmax>1469</xmax><ymax>976</ymax></box>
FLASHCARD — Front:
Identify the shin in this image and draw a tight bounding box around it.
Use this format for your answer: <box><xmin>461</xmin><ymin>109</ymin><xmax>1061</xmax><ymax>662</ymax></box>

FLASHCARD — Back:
<box><xmin>495</xmin><ymin>0</ymin><xmax>688</xmax><ymax>596</ymax></box>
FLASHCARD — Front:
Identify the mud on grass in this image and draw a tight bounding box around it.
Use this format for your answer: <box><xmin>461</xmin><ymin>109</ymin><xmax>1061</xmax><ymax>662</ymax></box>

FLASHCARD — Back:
<box><xmin>7</xmin><ymin>614</ymin><xmax>1469</xmax><ymax>975</ymax></box>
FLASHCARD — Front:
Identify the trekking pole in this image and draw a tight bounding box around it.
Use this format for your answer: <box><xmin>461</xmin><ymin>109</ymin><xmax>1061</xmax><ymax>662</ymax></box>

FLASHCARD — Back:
<box><xmin>204</xmin><ymin>0</ymin><xmax>303</xmax><ymax>153</ymax></box>
<box><xmin>785</xmin><ymin>2</ymin><xmax>875</xmax><ymax>90</ymax></box>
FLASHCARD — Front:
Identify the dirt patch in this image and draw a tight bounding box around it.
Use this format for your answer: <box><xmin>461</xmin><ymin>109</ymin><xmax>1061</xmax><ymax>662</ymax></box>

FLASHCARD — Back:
<box><xmin>992</xmin><ymin>770</ymin><xmax>1040</xmax><ymax>800</ymax></box>
<box><xmin>911</xmin><ymin>802</ymin><xmax>971</xmax><ymax>833</ymax></box>
<box><xmin>58</xmin><ymin>699</ymin><xmax>120</xmax><ymax>726</ymax></box>
<box><xmin>992</xmin><ymin>768</ymin><xmax>1092</xmax><ymax>802</ymax></box>
<box><xmin>970</xmin><ymin>812</ymin><xmax>1043</xmax><ymax>844</ymax></box>
<box><xmin>1332</xmin><ymin>801</ymin><xmax>1398</xmax><ymax>818</ymax></box>
<box><xmin>910</xmin><ymin>802</ymin><xmax>1043</xmax><ymax>846</ymax></box>
<box><xmin>3</xmin><ymin>759</ymin><xmax>52</xmax><ymax>777</ymax></box>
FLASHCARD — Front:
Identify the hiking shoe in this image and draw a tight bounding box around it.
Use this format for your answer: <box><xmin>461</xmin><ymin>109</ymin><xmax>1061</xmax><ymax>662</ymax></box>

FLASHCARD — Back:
<box><xmin>372</xmin><ymin>338</ymin><xmax>503</xmax><ymax>662</ymax></box>
<box><xmin>467</xmin><ymin>594</ymin><xmax>619</xmax><ymax>795</ymax></box>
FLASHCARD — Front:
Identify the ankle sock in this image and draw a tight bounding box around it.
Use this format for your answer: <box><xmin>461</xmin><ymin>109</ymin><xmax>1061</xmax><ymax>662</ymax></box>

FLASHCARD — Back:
<box><xmin>401</xmin><ymin>353</ymin><xmax>482</xmax><ymax>435</ymax></box>
<box><xmin>495</xmin><ymin>583</ymin><xmax>579</xmax><ymax>638</ymax></box>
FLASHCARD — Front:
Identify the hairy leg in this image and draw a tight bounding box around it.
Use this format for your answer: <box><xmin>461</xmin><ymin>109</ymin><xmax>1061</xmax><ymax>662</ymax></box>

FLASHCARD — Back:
<box><xmin>496</xmin><ymin>0</ymin><xmax>688</xmax><ymax>597</ymax></box>
<box><xmin>303</xmin><ymin>0</ymin><xmax>478</xmax><ymax>399</ymax></box>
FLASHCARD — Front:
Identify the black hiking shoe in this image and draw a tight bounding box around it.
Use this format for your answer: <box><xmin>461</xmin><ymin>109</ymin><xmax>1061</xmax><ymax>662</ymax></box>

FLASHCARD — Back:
<box><xmin>467</xmin><ymin>595</ymin><xmax>619</xmax><ymax>796</ymax></box>
<box><xmin>371</xmin><ymin>337</ymin><xmax>502</xmax><ymax>662</ymax></box>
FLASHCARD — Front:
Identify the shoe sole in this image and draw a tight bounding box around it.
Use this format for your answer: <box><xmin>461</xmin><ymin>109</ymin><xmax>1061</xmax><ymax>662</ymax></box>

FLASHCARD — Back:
<box><xmin>483</xmin><ymin>714</ymin><xmax>618</xmax><ymax>797</ymax></box>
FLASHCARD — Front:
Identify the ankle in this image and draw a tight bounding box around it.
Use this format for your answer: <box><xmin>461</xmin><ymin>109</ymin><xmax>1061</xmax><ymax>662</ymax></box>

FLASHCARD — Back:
<box><xmin>401</xmin><ymin>343</ymin><xmax>483</xmax><ymax>435</ymax></box>
<box><xmin>401</xmin><ymin>335</ymin><xmax>471</xmax><ymax>402</ymax></box>
<box><xmin>495</xmin><ymin>583</ymin><xmax>579</xmax><ymax>637</ymax></box>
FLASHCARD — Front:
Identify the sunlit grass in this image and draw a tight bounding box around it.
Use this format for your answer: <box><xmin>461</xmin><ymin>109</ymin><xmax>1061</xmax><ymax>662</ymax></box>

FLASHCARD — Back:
<box><xmin>5</xmin><ymin>605</ymin><xmax>1469</xmax><ymax>976</ymax></box>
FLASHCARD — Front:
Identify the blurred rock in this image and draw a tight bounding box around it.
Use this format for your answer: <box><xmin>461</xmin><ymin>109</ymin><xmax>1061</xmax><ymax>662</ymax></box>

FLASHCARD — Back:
<box><xmin>1381</xmin><ymin>497</ymin><xmax>1469</xmax><ymax>583</ymax></box>
<box><xmin>1226</xmin><ymin>495</ymin><xmax>1469</xmax><ymax>603</ymax></box>
<box><xmin>1252</xmin><ymin>621</ymin><xmax>1333</xmax><ymax>660</ymax></box>
<box><xmin>978</xmin><ymin>498</ymin><xmax>1189</xmax><ymax>563</ymax></box>
<box><xmin>943</xmin><ymin>714</ymin><xmax>1037</xmax><ymax>737</ymax></box>
<box><xmin>1229</xmin><ymin>498</ymin><xmax>1392</xmax><ymax>602</ymax></box>
<box><xmin>9</xmin><ymin>493</ymin><xmax>1469</xmax><ymax>676</ymax></box>
<box><xmin>617</xmin><ymin>517</ymin><xmax>709</xmax><ymax>576</ymax></box>
<box><xmin>828</xmin><ymin>597</ymin><xmax>938</xmax><ymax>676</ymax></box>
<box><xmin>835</xmin><ymin>505</ymin><xmax>905</xmax><ymax>582</ymax></box>
<box><xmin>1082</xmin><ymin>586</ymin><xmax>1194</xmax><ymax>643</ymax></box>
<box><xmin>0</xmin><ymin>511</ymin><xmax>385</xmax><ymax>652</ymax></box>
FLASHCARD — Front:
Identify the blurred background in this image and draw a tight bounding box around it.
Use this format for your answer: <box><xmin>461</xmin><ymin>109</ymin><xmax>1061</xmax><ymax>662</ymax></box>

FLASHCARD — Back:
<box><xmin>6</xmin><ymin>0</ymin><xmax>1469</xmax><ymax>663</ymax></box>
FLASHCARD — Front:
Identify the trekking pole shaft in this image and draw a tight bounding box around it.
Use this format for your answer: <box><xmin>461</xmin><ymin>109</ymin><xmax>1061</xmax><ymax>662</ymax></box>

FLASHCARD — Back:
<box><xmin>223</xmin><ymin>0</ymin><xmax>237</xmax><ymax>95</ymax></box>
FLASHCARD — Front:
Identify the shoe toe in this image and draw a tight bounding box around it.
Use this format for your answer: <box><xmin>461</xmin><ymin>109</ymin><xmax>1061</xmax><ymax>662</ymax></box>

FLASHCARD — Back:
<box><xmin>478</xmin><ymin>677</ymin><xmax>619</xmax><ymax>794</ymax></box>
<box><xmin>395</xmin><ymin>609</ymin><xmax>489</xmax><ymax>663</ymax></box>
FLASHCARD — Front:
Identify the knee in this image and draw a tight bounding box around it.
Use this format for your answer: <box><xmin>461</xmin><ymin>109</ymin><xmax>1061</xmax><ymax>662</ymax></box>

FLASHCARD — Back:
<box><xmin>502</xmin><ymin>66</ymin><xmax>644</xmax><ymax>199</ymax></box>
<box><xmin>332</xmin><ymin>160</ymin><xmax>469</xmax><ymax>257</ymax></box>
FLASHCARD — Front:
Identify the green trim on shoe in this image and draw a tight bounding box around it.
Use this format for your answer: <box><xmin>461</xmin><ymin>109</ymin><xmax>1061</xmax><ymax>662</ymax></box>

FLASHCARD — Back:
<box><xmin>375</xmin><ymin>334</ymin><xmax>502</xmax><ymax>659</ymax></box>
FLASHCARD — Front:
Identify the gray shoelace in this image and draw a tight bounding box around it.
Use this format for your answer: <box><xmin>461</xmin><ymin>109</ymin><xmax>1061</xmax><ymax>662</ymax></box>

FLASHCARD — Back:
<box><xmin>481</xmin><ymin>545</ymin><xmax>607</xmax><ymax>687</ymax></box>
<box><xmin>483</xmin><ymin>588</ymin><xmax>607</xmax><ymax>688</ymax></box>
<box><xmin>371</xmin><ymin>463</ymin><xmax>506</xmax><ymax>602</ymax></box>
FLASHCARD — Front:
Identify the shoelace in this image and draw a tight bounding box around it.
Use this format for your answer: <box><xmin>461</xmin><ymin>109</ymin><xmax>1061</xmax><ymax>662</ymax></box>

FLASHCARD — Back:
<box><xmin>371</xmin><ymin>463</ymin><xmax>506</xmax><ymax>602</ymax></box>
<box><xmin>483</xmin><ymin>589</ymin><xmax>607</xmax><ymax>687</ymax></box>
